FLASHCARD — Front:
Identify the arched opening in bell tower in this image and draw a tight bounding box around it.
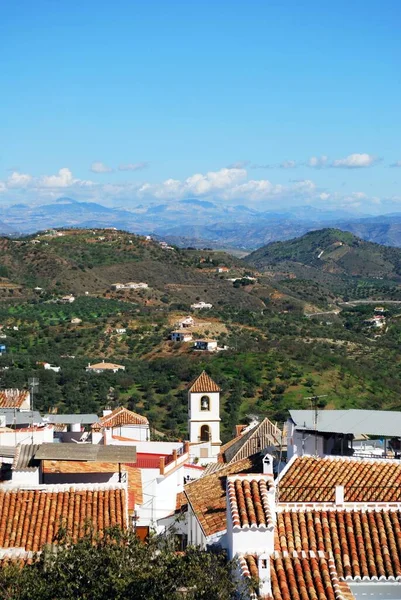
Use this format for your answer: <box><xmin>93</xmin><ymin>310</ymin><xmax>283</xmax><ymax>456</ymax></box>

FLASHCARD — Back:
<box><xmin>200</xmin><ymin>424</ymin><xmax>210</xmax><ymax>442</ymax></box>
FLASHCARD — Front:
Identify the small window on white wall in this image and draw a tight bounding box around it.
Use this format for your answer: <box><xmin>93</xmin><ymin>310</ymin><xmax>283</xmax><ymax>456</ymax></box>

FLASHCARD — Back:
<box><xmin>200</xmin><ymin>395</ymin><xmax>210</xmax><ymax>411</ymax></box>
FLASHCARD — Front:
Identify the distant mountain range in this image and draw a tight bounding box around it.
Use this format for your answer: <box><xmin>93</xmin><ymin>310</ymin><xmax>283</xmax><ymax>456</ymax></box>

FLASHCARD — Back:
<box><xmin>4</xmin><ymin>197</ymin><xmax>401</xmax><ymax>250</ymax></box>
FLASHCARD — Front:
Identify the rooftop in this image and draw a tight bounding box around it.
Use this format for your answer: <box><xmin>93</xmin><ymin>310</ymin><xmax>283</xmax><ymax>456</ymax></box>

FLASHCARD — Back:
<box><xmin>86</xmin><ymin>361</ymin><xmax>125</xmax><ymax>370</ymax></box>
<box><xmin>184</xmin><ymin>455</ymin><xmax>262</xmax><ymax>537</ymax></box>
<box><xmin>227</xmin><ymin>475</ymin><xmax>275</xmax><ymax>529</ymax></box>
<box><xmin>34</xmin><ymin>443</ymin><xmax>137</xmax><ymax>463</ymax></box>
<box><xmin>44</xmin><ymin>413</ymin><xmax>98</xmax><ymax>425</ymax></box>
<box><xmin>92</xmin><ymin>407</ymin><xmax>148</xmax><ymax>430</ymax></box>
<box><xmin>289</xmin><ymin>409</ymin><xmax>401</xmax><ymax>437</ymax></box>
<box><xmin>188</xmin><ymin>371</ymin><xmax>221</xmax><ymax>393</ymax></box>
<box><xmin>278</xmin><ymin>455</ymin><xmax>401</xmax><ymax>503</ymax></box>
<box><xmin>275</xmin><ymin>507</ymin><xmax>401</xmax><ymax>580</ymax></box>
<box><xmin>0</xmin><ymin>484</ymin><xmax>127</xmax><ymax>552</ymax></box>
<box><xmin>0</xmin><ymin>389</ymin><xmax>29</xmax><ymax>409</ymax></box>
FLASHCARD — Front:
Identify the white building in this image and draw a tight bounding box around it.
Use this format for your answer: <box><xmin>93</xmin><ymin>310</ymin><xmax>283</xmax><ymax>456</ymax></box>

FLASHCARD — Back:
<box><xmin>170</xmin><ymin>330</ymin><xmax>193</xmax><ymax>342</ymax></box>
<box><xmin>91</xmin><ymin>407</ymin><xmax>150</xmax><ymax>443</ymax></box>
<box><xmin>193</xmin><ymin>339</ymin><xmax>218</xmax><ymax>352</ymax></box>
<box><xmin>191</xmin><ymin>301</ymin><xmax>213</xmax><ymax>310</ymax></box>
<box><xmin>188</xmin><ymin>371</ymin><xmax>221</xmax><ymax>464</ymax></box>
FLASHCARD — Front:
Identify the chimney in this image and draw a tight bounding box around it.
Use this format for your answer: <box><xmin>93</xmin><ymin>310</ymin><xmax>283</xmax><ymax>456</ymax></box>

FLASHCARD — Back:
<box><xmin>335</xmin><ymin>485</ymin><xmax>344</xmax><ymax>505</ymax></box>
<box><xmin>103</xmin><ymin>409</ymin><xmax>112</xmax><ymax>417</ymax></box>
<box><xmin>159</xmin><ymin>456</ymin><xmax>165</xmax><ymax>475</ymax></box>
<box><xmin>263</xmin><ymin>453</ymin><xmax>274</xmax><ymax>475</ymax></box>
<box><xmin>258</xmin><ymin>554</ymin><xmax>271</xmax><ymax>598</ymax></box>
<box><xmin>184</xmin><ymin>441</ymin><xmax>189</xmax><ymax>454</ymax></box>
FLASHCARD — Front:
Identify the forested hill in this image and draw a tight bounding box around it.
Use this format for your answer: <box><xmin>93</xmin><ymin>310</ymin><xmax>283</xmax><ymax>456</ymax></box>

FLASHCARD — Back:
<box><xmin>245</xmin><ymin>228</ymin><xmax>401</xmax><ymax>278</ymax></box>
<box><xmin>0</xmin><ymin>228</ymin><xmax>264</xmax><ymax>310</ymax></box>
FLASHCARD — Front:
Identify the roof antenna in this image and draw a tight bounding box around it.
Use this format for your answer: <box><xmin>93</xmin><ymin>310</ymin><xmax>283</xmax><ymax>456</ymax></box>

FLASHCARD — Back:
<box><xmin>304</xmin><ymin>395</ymin><xmax>327</xmax><ymax>456</ymax></box>
<box><xmin>28</xmin><ymin>377</ymin><xmax>39</xmax><ymax>445</ymax></box>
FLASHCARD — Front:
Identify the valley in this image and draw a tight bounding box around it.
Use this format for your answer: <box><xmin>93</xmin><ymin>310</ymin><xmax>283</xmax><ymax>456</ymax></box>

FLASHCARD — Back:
<box><xmin>1</xmin><ymin>227</ymin><xmax>401</xmax><ymax>442</ymax></box>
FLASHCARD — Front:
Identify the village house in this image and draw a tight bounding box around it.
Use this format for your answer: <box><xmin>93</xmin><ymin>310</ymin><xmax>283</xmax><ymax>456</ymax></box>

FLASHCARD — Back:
<box><xmin>176</xmin><ymin>315</ymin><xmax>195</xmax><ymax>328</ymax></box>
<box><xmin>191</xmin><ymin>301</ymin><xmax>213</xmax><ymax>309</ymax></box>
<box><xmin>0</xmin><ymin>483</ymin><xmax>128</xmax><ymax>560</ymax></box>
<box><xmin>184</xmin><ymin>451</ymin><xmax>401</xmax><ymax>599</ymax></box>
<box><xmin>170</xmin><ymin>330</ymin><xmax>193</xmax><ymax>342</ymax></box>
<box><xmin>86</xmin><ymin>360</ymin><xmax>125</xmax><ymax>373</ymax></box>
<box><xmin>0</xmin><ymin>389</ymin><xmax>30</xmax><ymax>411</ymax></box>
<box><xmin>91</xmin><ymin>407</ymin><xmax>150</xmax><ymax>443</ymax></box>
<box><xmin>193</xmin><ymin>339</ymin><xmax>218</xmax><ymax>351</ymax></box>
<box><xmin>60</xmin><ymin>294</ymin><xmax>75</xmax><ymax>303</ymax></box>
<box><xmin>286</xmin><ymin>408</ymin><xmax>401</xmax><ymax>460</ymax></box>
<box><xmin>70</xmin><ymin>317</ymin><xmax>82</xmax><ymax>324</ymax></box>
<box><xmin>111</xmin><ymin>282</ymin><xmax>126</xmax><ymax>290</ymax></box>
<box><xmin>115</xmin><ymin>327</ymin><xmax>127</xmax><ymax>334</ymax></box>
<box><xmin>216</xmin><ymin>266</ymin><xmax>230</xmax><ymax>273</ymax></box>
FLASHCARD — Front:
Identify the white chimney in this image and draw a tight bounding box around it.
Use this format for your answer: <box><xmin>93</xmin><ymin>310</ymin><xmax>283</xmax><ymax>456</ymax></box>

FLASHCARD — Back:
<box><xmin>258</xmin><ymin>553</ymin><xmax>271</xmax><ymax>598</ymax></box>
<box><xmin>335</xmin><ymin>485</ymin><xmax>344</xmax><ymax>505</ymax></box>
<box><xmin>103</xmin><ymin>409</ymin><xmax>112</xmax><ymax>417</ymax></box>
<box><xmin>263</xmin><ymin>453</ymin><xmax>274</xmax><ymax>475</ymax></box>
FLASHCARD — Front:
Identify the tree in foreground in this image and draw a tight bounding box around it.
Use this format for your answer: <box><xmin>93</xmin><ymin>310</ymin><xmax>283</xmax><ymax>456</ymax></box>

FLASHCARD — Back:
<box><xmin>0</xmin><ymin>527</ymin><xmax>252</xmax><ymax>600</ymax></box>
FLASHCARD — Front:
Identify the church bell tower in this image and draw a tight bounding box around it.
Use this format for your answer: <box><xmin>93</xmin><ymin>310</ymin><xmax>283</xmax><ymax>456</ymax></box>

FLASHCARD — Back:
<box><xmin>188</xmin><ymin>371</ymin><xmax>221</xmax><ymax>459</ymax></box>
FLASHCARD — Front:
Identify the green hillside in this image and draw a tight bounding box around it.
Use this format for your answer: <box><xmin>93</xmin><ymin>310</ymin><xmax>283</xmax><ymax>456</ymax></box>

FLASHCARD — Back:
<box><xmin>246</xmin><ymin>228</ymin><xmax>401</xmax><ymax>278</ymax></box>
<box><xmin>2</xmin><ymin>227</ymin><xmax>401</xmax><ymax>442</ymax></box>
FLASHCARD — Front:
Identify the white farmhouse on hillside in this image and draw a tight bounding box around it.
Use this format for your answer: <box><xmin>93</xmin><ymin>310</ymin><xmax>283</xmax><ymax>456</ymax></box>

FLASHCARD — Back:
<box><xmin>86</xmin><ymin>361</ymin><xmax>125</xmax><ymax>374</ymax></box>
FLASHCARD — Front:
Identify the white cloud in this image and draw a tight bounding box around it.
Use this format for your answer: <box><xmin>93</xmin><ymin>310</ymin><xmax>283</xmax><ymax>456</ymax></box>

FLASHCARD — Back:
<box><xmin>280</xmin><ymin>160</ymin><xmax>297</xmax><ymax>169</ymax></box>
<box><xmin>307</xmin><ymin>156</ymin><xmax>328</xmax><ymax>168</ymax></box>
<box><xmin>390</xmin><ymin>160</ymin><xmax>401</xmax><ymax>168</ymax></box>
<box><xmin>0</xmin><ymin>164</ymin><xmax>383</xmax><ymax>213</ymax></box>
<box><xmin>138</xmin><ymin>167</ymin><xmax>248</xmax><ymax>200</ymax></box>
<box><xmin>118</xmin><ymin>162</ymin><xmax>149</xmax><ymax>172</ymax></box>
<box><xmin>90</xmin><ymin>161</ymin><xmax>113</xmax><ymax>174</ymax></box>
<box><xmin>41</xmin><ymin>168</ymin><xmax>76</xmax><ymax>188</ymax></box>
<box><xmin>332</xmin><ymin>153</ymin><xmax>379</xmax><ymax>169</ymax></box>
<box><xmin>7</xmin><ymin>171</ymin><xmax>33</xmax><ymax>188</ymax></box>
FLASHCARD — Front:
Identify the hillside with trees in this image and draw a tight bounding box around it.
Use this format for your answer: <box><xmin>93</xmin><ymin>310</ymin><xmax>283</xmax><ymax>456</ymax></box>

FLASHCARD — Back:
<box><xmin>2</xmin><ymin>228</ymin><xmax>401</xmax><ymax>441</ymax></box>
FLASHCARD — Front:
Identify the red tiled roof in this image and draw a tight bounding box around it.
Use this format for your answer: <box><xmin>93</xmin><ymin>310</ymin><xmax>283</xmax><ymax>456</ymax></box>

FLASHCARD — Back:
<box><xmin>278</xmin><ymin>455</ymin><xmax>401</xmax><ymax>503</ymax></box>
<box><xmin>227</xmin><ymin>476</ymin><xmax>274</xmax><ymax>529</ymax></box>
<box><xmin>0</xmin><ymin>485</ymin><xmax>127</xmax><ymax>552</ymax></box>
<box><xmin>92</xmin><ymin>407</ymin><xmax>148</xmax><ymax>430</ymax></box>
<box><xmin>0</xmin><ymin>389</ymin><xmax>29</xmax><ymax>409</ymax></box>
<box><xmin>241</xmin><ymin>552</ymin><xmax>349</xmax><ymax>600</ymax></box>
<box><xmin>188</xmin><ymin>371</ymin><xmax>221</xmax><ymax>393</ymax></box>
<box><xmin>184</xmin><ymin>455</ymin><xmax>262</xmax><ymax>537</ymax></box>
<box><xmin>275</xmin><ymin>508</ymin><xmax>401</xmax><ymax>580</ymax></box>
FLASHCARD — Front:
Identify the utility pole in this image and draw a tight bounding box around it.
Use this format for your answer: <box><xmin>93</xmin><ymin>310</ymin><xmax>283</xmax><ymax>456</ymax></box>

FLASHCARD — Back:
<box><xmin>304</xmin><ymin>395</ymin><xmax>327</xmax><ymax>456</ymax></box>
<box><xmin>28</xmin><ymin>377</ymin><xmax>39</xmax><ymax>445</ymax></box>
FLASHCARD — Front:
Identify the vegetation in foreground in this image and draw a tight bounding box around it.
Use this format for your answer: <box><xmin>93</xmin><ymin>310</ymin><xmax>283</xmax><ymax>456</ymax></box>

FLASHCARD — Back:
<box><xmin>0</xmin><ymin>527</ymin><xmax>250</xmax><ymax>600</ymax></box>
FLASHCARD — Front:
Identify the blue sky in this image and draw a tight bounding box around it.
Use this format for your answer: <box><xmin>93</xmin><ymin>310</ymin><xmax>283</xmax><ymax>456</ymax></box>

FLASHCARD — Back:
<box><xmin>1</xmin><ymin>0</ymin><xmax>400</xmax><ymax>213</ymax></box>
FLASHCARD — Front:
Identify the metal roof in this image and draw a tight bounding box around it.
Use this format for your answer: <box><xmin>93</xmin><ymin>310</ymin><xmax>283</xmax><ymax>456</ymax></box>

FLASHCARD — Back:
<box><xmin>13</xmin><ymin>444</ymin><xmax>41</xmax><ymax>471</ymax></box>
<box><xmin>34</xmin><ymin>443</ymin><xmax>137</xmax><ymax>463</ymax></box>
<box><xmin>0</xmin><ymin>410</ymin><xmax>43</xmax><ymax>427</ymax></box>
<box><xmin>43</xmin><ymin>414</ymin><xmax>98</xmax><ymax>425</ymax></box>
<box><xmin>0</xmin><ymin>446</ymin><xmax>17</xmax><ymax>458</ymax></box>
<box><xmin>289</xmin><ymin>409</ymin><xmax>401</xmax><ymax>438</ymax></box>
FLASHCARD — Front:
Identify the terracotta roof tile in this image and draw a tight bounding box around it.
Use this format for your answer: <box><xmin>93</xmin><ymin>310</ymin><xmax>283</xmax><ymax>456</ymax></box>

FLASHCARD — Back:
<box><xmin>188</xmin><ymin>371</ymin><xmax>221</xmax><ymax>393</ymax></box>
<box><xmin>92</xmin><ymin>407</ymin><xmax>148</xmax><ymax>430</ymax></box>
<box><xmin>0</xmin><ymin>485</ymin><xmax>127</xmax><ymax>552</ymax></box>
<box><xmin>275</xmin><ymin>508</ymin><xmax>401</xmax><ymax>581</ymax></box>
<box><xmin>0</xmin><ymin>389</ymin><xmax>29</xmax><ymax>409</ymax></box>
<box><xmin>279</xmin><ymin>455</ymin><xmax>401</xmax><ymax>503</ymax></box>
<box><xmin>241</xmin><ymin>552</ymin><xmax>349</xmax><ymax>600</ymax></box>
<box><xmin>227</xmin><ymin>475</ymin><xmax>275</xmax><ymax>529</ymax></box>
<box><xmin>184</xmin><ymin>455</ymin><xmax>262</xmax><ymax>537</ymax></box>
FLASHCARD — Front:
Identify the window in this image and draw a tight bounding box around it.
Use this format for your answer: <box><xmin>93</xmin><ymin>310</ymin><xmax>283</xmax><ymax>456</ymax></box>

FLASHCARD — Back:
<box><xmin>200</xmin><ymin>424</ymin><xmax>210</xmax><ymax>441</ymax></box>
<box><xmin>200</xmin><ymin>395</ymin><xmax>210</xmax><ymax>411</ymax></box>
